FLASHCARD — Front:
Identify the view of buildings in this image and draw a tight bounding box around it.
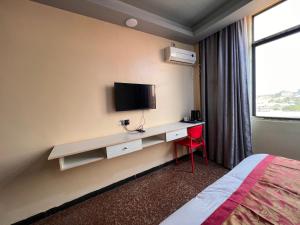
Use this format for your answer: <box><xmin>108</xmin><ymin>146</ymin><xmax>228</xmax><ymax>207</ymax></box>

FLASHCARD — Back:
<box><xmin>256</xmin><ymin>89</ymin><xmax>300</xmax><ymax>118</ymax></box>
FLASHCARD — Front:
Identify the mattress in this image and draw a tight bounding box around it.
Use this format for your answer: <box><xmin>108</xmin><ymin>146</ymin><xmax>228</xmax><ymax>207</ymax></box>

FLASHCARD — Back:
<box><xmin>160</xmin><ymin>154</ymin><xmax>268</xmax><ymax>225</ymax></box>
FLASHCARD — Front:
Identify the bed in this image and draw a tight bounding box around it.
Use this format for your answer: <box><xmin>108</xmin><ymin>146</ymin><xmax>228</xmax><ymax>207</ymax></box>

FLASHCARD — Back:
<box><xmin>160</xmin><ymin>154</ymin><xmax>300</xmax><ymax>225</ymax></box>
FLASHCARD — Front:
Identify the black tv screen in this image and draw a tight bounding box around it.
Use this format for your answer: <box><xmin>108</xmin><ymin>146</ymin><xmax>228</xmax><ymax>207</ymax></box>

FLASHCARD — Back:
<box><xmin>114</xmin><ymin>82</ymin><xmax>156</xmax><ymax>111</ymax></box>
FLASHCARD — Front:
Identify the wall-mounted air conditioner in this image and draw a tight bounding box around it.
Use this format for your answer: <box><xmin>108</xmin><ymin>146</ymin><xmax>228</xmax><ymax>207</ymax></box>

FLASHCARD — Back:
<box><xmin>164</xmin><ymin>47</ymin><xmax>196</xmax><ymax>65</ymax></box>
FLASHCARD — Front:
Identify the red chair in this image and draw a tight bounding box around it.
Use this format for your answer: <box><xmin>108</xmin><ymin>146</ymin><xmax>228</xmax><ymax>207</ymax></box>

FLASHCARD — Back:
<box><xmin>174</xmin><ymin>125</ymin><xmax>208</xmax><ymax>173</ymax></box>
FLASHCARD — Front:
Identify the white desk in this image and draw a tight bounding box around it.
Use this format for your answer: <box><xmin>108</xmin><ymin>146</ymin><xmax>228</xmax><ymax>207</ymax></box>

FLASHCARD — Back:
<box><xmin>48</xmin><ymin>122</ymin><xmax>204</xmax><ymax>171</ymax></box>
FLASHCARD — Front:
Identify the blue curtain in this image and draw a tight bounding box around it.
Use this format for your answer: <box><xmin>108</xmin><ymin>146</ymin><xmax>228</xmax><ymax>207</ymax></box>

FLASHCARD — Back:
<box><xmin>200</xmin><ymin>19</ymin><xmax>253</xmax><ymax>169</ymax></box>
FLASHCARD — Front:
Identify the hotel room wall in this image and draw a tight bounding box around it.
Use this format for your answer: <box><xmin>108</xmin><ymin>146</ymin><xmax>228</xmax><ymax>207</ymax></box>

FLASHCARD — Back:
<box><xmin>0</xmin><ymin>0</ymin><xmax>196</xmax><ymax>224</ymax></box>
<box><xmin>252</xmin><ymin>119</ymin><xmax>300</xmax><ymax>160</ymax></box>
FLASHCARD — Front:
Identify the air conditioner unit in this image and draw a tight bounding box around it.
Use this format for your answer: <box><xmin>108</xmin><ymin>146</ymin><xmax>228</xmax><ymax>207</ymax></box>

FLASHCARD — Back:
<box><xmin>164</xmin><ymin>47</ymin><xmax>196</xmax><ymax>65</ymax></box>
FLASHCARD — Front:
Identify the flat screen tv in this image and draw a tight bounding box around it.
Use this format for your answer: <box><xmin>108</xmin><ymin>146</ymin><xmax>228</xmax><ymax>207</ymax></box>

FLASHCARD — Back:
<box><xmin>114</xmin><ymin>82</ymin><xmax>156</xmax><ymax>111</ymax></box>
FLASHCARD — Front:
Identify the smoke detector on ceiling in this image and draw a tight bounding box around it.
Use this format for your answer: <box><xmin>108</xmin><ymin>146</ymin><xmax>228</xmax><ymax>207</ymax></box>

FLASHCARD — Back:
<box><xmin>125</xmin><ymin>18</ymin><xmax>138</xmax><ymax>28</ymax></box>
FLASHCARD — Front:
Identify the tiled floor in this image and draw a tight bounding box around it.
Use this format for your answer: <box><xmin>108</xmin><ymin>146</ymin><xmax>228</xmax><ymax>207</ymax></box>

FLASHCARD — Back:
<box><xmin>33</xmin><ymin>156</ymin><xmax>228</xmax><ymax>225</ymax></box>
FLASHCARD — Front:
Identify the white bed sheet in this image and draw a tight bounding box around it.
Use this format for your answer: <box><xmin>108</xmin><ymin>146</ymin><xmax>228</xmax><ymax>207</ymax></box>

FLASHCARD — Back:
<box><xmin>160</xmin><ymin>154</ymin><xmax>268</xmax><ymax>225</ymax></box>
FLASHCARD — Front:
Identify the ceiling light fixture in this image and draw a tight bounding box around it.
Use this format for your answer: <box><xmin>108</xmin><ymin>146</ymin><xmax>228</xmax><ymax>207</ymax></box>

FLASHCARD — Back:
<box><xmin>125</xmin><ymin>18</ymin><xmax>138</xmax><ymax>28</ymax></box>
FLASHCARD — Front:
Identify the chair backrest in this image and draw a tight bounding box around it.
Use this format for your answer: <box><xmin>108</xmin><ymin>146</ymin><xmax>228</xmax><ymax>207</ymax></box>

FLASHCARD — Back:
<box><xmin>187</xmin><ymin>125</ymin><xmax>203</xmax><ymax>139</ymax></box>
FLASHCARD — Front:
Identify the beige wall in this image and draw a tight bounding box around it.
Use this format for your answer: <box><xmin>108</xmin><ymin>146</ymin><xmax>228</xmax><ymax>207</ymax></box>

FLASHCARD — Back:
<box><xmin>0</xmin><ymin>1</ymin><xmax>196</xmax><ymax>224</ymax></box>
<box><xmin>252</xmin><ymin>118</ymin><xmax>300</xmax><ymax>160</ymax></box>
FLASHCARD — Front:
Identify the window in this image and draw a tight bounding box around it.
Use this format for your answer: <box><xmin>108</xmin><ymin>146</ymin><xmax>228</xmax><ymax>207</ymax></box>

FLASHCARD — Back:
<box><xmin>253</xmin><ymin>0</ymin><xmax>300</xmax><ymax>119</ymax></box>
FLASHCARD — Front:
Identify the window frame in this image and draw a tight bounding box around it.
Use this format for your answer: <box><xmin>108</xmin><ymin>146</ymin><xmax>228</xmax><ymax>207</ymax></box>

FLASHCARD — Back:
<box><xmin>252</xmin><ymin>2</ymin><xmax>300</xmax><ymax>120</ymax></box>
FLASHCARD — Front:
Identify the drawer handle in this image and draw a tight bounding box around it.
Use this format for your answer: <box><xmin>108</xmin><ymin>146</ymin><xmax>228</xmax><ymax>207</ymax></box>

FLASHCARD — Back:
<box><xmin>122</xmin><ymin>147</ymin><xmax>128</xmax><ymax>150</ymax></box>
<box><xmin>175</xmin><ymin>133</ymin><xmax>178</xmax><ymax>136</ymax></box>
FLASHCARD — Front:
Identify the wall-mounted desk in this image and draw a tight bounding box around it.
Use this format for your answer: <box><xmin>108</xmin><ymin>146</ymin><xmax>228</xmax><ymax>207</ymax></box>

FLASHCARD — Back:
<box><xmin>48</xmin><ymin>122</ymin><xmax>204</xmax><ymax>171</ymax></box>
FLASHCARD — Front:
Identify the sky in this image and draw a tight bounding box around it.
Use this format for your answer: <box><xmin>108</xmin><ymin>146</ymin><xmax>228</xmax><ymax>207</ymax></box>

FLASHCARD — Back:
<box><xmin>254</xmin><ymin>0</ymin><xmax>300</xmax><ymax>96</ymax></box>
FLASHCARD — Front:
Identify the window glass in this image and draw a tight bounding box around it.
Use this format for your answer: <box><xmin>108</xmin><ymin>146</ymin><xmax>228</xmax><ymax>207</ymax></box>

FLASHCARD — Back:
<box><xmin>254</xmin><ymin>0</ymin><xmax>300</xmax><ymax>41</ymax></box>
<box><xmin>255</xmin><ymin>32</ymin><xmax>300</xmax><ymax>118</ymax></box>
<box><xmin>253</xmin><ymin>0</ymin><xmax>300</xmax><ymax>119</ymax></box>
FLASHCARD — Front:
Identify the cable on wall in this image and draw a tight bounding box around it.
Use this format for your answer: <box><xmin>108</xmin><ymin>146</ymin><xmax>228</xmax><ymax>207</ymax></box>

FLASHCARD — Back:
<box><xmin>122</xmin><ymin>110</ymin><xmax>145</xmax><ymax>133</ymax></box>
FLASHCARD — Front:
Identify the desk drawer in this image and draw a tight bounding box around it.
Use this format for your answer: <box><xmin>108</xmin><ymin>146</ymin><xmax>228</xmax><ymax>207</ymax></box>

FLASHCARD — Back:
<box><xmin>106</xmin><ymin>140</ymin><xmax>142</xmax><ymax>159</ymax></box>
<box><xmin>166</xmin><ymin>128</ymin><xmax>187</xmax><ymax>142</ymax></box>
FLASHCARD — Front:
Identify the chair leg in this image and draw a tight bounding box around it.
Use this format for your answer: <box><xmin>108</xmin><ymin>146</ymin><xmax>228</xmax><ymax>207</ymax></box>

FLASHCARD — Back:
<box><xmin>189</xmin><ymin>147</ymin><xmax>195</xmax><ymax>174</ymax></box>
<box><xmin>203</xmin><ymin>140</ymin><xmax>208</xmax><ymax>165</ymax></box>
<box><xmin>174</xmin><ymin>142</ymin><xmax>178</xmax><ymax>165</ymax></box>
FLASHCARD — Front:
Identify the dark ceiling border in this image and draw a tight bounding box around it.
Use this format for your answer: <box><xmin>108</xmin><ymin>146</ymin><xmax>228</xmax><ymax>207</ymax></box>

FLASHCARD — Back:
<box><xmin>32</xmin><ymin>0</ymin><xmax>281</xmax><ymax>44</ymax></box>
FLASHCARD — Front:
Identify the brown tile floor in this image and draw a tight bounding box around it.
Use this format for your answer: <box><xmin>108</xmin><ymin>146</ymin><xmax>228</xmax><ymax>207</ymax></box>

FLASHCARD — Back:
<box><xmin>33</xmin><ymin>157</ymin><xmax>228</xmax><ymax>225</ymax></box>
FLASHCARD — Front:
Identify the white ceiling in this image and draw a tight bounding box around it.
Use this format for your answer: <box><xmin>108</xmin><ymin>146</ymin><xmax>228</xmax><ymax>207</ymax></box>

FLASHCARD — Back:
<box><xmin>33</xmin><ymin>0</ymin><xmax>281</xmax><ymax>43</ymax></box>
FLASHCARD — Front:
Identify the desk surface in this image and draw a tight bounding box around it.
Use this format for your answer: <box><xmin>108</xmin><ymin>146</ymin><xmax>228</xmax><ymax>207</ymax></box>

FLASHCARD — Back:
<box><xmin>49</xmin><ymin>122</ymin><xmax>204</xmax><ymax>160</ymax></box>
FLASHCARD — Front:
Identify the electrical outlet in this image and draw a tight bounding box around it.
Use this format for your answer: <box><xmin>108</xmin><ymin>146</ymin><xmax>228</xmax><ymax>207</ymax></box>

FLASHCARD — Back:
<box><xmin>120</xmin><ymin>119</ymin><xmax>130</xmax><ymax>126</ymax></box>
<box><xmin>124</xmin><ymin>119</ymin><xmax>130</xmax><ymax>126</ymax></box>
